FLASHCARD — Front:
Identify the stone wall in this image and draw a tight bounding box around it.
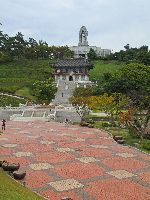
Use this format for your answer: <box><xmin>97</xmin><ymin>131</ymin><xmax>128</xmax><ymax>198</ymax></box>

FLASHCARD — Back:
<box><xmin>55</xmin><ymin>110</ymin><xmax>81</xmax><ymax>123</ymax></box>
<box><xmin>0</xmin><ymin>110</ymin><xmax>23</xmax><ymax>120</ymax></box>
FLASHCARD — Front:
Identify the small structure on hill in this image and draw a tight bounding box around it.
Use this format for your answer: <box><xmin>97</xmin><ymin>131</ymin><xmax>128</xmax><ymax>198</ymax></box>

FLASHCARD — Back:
<box><xmin>51</xmin><ymin>58</ymin><xmax>93</xmax><ymax>82</ymax></box>
<box><xmin>70</xmin><ymin>26</ymin><xmax>111</xmax><ymax>58</ymax></box>
<box><xmin>51</xmin><ymin>58</ymin><xmax>94</xmax><ymax>106</ymax></box>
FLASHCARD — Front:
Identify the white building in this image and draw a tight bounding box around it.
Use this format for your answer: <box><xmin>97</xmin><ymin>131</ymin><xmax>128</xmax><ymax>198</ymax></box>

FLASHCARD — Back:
<box><xmin>69</xmin><ymin>26</ymin><xmax>111</xmax><ymax>58</ymax></box>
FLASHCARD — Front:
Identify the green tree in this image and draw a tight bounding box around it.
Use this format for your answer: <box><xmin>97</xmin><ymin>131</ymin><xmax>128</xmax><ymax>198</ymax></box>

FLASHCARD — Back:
<box><xmin>14</xmin><ymin>32</ymin><xmax>28</xmax><ymax>58</ymax></box>
<box><xmin>112</xmin><ymin>45</ymin><xmax>150</xmax><ymax>65</ymax></box>
<box><xmin>28</xmin><ymin>38</ymin><xmax>38</xmax><ymax>47</ymax></box>
<box><xmin>87</xmin><ymin>48</ymin><xmax>97</xmax><ymax>60</ymax></box>
<box><xmin>32</xmin><ymin>78</ymin><xmax>57</xmax><ymax>104</ymax></box>
<box><xmin>101</xmin><ymin>63</ymin><xmax>150</xmax><ymax>103</ymax></box>
<box><xmin>124</xmin><ymin>44</ymin><xmax>130</xmax><ymax>50</ymax></box>
<box><xmin>0</xmin><ymin>51</ymin><xmax>12</xmax><ymax>63</ymax></box>
<box><xmin>72</xmin><ymin>86</ymin><xmax>95</xmax><ymax>97</ymax></box>
<box><xmin>99</xmin><ymin>63</ymin><xmax>150</xmax><ymax>136</ymax></box>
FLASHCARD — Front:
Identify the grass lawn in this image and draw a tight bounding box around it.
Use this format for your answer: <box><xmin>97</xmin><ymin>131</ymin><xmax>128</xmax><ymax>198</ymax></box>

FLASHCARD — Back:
<box><xmin>0</xmin><ymin>169</ymin><xmax>44</xmax><ymax>200</ymax></box>
<box><xmin>89</xmin><ymin>60</ymin><xmax>123</xmax><ymax>81</ymax></box>
<box><xmin>0</xmin><ymin>59</ymin><xmax>52</xmax><ymax>94</ymax></box>
<box><xmin>15</xmin><ymin>87</ymin><xmax>36</xmax><ymax>101</ymax></box>
<box><xmin>0</xmin><ymin>95</ymin><xmax>26</xmax><ymax>107</ymax></box>
<box><xmin>94</xmin><ymin>121</ymin><xmax>150</xmax><ymax>153</ymax></box>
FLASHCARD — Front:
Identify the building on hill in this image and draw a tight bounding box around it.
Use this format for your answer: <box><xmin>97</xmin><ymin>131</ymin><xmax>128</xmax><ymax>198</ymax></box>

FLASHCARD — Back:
<box><xmin>51</xmin><ymin>58</ymin><xmax>94</xmax><ymax>106</ymax></box>
<box><xmin>51</xmin><ymin>58</ymin><xmax>93</xmax><ymax>83</ymax></box>
<box><xmin>69</xmin><ymin>26</ymin><xmax>111</xmax><ymax>58</ymax></box>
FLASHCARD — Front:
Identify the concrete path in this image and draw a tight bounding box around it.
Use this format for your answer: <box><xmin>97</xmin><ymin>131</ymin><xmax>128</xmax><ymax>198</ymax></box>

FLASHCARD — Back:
<box><xmin>0</xmin><ymin>121</ymin><xmax>150</xmax><ymax>200</ymax></box>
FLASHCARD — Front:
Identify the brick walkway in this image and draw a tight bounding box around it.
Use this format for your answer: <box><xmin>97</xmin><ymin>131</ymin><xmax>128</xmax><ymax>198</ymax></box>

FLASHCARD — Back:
<box><xmin>0</xmin><ymin>121</ymin><xmax>150</xmax><ymax>200</ymax></box>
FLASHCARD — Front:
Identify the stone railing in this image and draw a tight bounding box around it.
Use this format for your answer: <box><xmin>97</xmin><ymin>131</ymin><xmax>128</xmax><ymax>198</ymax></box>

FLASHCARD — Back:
<box><xmin>10</xmin><ymin>114</ymin><xmax>23</xmax><ymax>120</ymax></box>
<box><xmin>0</xmin><ymin>105</ymin><xmax>35</xmax><ymax>111</ymax></box>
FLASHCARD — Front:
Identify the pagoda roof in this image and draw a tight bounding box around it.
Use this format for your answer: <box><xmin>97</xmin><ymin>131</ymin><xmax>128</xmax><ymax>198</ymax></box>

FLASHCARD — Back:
<box><xmin>51</xmin><ymin>58</ymin><xmax>92</xmax><ymax>68</ymax></box>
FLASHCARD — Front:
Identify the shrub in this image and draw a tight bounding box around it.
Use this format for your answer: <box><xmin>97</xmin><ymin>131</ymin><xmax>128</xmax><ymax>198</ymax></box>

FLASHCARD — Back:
<box><xmin>140</xmin><ymin>140</ymin><xmax>150</xmax><ymax>151</ymax></box>
<box><xmin>101</xmin><ymin>122</ymin><xmax>112</xmax><ymax>127</ymax></box>
<box><xmin>80</xmin><ymin>122</ymin><xmax>89</xmax><ymax>127</ymax></box>
<box><xmin>0</xmin><ymin>95</ymin><xmax>26</xmax><ymax>107</ymax></box>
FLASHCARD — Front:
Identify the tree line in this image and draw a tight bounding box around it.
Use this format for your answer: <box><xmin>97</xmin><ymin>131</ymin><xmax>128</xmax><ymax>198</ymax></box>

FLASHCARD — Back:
<box><xmin>111</xmin><ymin>44</ymin><xmax>150</xmax><ymax>65</ymax></box>
<box><xmin>88</xmin><ymin>44</ymin><xmax>150</xmax><ymax>65</ymax></box>
<box><xmin>0</xmin><ymin>28</ymin><xmax>74</xmax><ymax>63</ymax></box>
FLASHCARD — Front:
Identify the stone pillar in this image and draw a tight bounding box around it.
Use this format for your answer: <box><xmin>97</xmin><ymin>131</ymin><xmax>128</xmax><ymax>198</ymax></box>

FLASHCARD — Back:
<box><xmin>85</xmin><ymin>75</ymin><xmax>89</xmax><ymax>81</ymax></box>
<box><xmin>73</xmin><ymin>75</ymin><xmax>76</xmax><ymax>82</ymax></box>
<box><xmin>60</xmin><ymin>75</ymin><xmax>62</xmax><ymax>81</ymax></box>
<box><xmin>65</xmin><ymin>85</ymin><xmax>68</xmax><ymax>90</ymax></box>
<box><xmin>79</xmin><ymin>75</ymin><xmax>81</xmax><ymax>81</ymax></box>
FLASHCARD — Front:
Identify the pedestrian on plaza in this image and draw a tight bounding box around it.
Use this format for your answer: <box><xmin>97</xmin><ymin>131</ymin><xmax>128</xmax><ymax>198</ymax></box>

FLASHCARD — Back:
<box><xmin>65</xmin><ymin>118</ymin><xmax>69</xmax><ymax>125</ymax></box>
<box><xmin>2</xmin><ymin>119</ymin><xmax>6</xmax><ymax>131</ymax></box>
<box><xmin>62</xmin><ymin>92</ymin><xmax>63</xmax><ymax>97</ymax></box>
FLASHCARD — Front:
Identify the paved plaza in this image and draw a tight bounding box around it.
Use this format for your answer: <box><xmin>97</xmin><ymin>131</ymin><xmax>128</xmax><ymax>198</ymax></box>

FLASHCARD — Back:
<box><xmin>0</xmin><ymin>121</ymin><xmax>150</xmax><ymax>200</ymax></box>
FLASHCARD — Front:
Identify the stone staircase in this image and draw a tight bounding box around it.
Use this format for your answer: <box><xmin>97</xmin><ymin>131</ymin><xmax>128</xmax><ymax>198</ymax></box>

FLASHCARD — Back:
<box><xmin>53</xmin><ymin>81</ymin><xmax>76</xmax><ymax>106</ymax></box>
<box><xmin>10</xmin><ymin>108</ymin><xmax>81</xmax><ymax>123</ymax></box>
<box><xmin>23</xmin><ymin>110</ymin><xmax>33</xmax><ymax>117</ymax></box>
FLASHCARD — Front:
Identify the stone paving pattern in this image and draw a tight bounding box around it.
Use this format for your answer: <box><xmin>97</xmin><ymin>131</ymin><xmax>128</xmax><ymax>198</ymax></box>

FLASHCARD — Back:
<box><xmin>0</xmin><ymin>121</ymin><xmax>150</xmax><ymax>200</ymax></box>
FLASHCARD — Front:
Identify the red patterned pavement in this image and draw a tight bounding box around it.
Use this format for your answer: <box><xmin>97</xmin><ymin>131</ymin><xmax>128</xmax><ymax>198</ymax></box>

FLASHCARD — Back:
<box><xmin>0</xmin><ymin>121</ymin><xmax>150</xmax><ymax>200</ymax></box>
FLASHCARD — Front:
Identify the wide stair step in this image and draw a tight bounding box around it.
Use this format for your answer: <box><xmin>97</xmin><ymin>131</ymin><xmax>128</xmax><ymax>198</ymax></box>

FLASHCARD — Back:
<box><xmin>23</xmin><ymin>111</ymin><xmax>33</xmax><ymax>117</ymax></box>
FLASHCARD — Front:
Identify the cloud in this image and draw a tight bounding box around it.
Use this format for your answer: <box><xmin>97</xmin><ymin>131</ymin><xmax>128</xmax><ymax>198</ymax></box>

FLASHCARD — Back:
<box><xmin>0</xmin><ymin>0</ymin><xmax>150</xmax><ymax>51</ymax></box>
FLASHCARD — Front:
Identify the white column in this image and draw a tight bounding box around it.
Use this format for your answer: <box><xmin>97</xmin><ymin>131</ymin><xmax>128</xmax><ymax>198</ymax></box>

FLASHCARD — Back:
<box><xmin>66</xmin><ymin>75</ymin><xmax>69</xmax><ymax>81</ymax></box>
<box><xmin>79</xmin><ymin>75</ymin><xmax>81</xmax><ymax>81</ymax></box>
<box><xmin>85</xmin><ymin>75</ymin><xmax>89</xmax><ymax>81</ymax></box>
<box><xmin>73</xmin><ymin>75</ymin><xmax>76</xmax><ymax>81</ymax></box>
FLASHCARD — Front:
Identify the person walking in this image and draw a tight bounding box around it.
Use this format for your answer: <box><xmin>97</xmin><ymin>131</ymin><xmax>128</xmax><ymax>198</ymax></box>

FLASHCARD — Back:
<box><xmin>2</xmin><ymin>119</ymin><xmax>6</xmax><ymax>131</ymax></box>
<box><xmin>65</xmin><ymin>118</ymin><xmax>69</xmax><ymax>125</ymax></box>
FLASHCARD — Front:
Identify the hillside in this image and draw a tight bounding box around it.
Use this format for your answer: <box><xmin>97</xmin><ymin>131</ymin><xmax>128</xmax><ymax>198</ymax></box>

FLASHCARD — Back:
<box><xmin>0</xmin><ymin>59</ymin><xmax>52</xmax><ymax>99</ymax></box>
<box><xmin>89</xmin><ymin>60</ymin><xmax>123</xmax><ymax>81</ymax></box>
<box><xmin>0</xmin><ymin>59</ymin><xmax>123</xmax><ymax>104</ymax></box>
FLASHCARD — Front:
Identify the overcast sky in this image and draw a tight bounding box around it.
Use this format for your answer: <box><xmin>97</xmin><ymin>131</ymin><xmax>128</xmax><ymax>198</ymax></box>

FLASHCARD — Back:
<box><xmin>1</xmin><ymin>0</ymin><xmax>150</xmax><ymax>51</ymax></box>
